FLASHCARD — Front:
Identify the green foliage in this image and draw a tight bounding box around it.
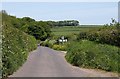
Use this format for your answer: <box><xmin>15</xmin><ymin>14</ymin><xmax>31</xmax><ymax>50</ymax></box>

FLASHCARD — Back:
<box><xmin>18</xmin><ymin>19</ymin><xmax>51</xmax><ymax>41</ymax></box>
<box><xmin>52</xmin><ymin>44</ymin><xmax>67</xmax><ymax>51</ymax></box>
<box><xmin>65</xmin><ymin>40</ymin><xmax>120</xmax><ymax>72</ymax></box>
<box><xmin>2</xmin><ymin>11</ymin><xmax>37</xmax><ymax>78</ymax></box>
<box><xmin>21</xmin><ymin>17</ymin><xmax>35</xmax><ymax>22</ymax></box>
<box><xmin>18</xmin><ymin>17</ymin><xmax>52</xmax><ymax>41</ymax></box>
<box><xmin>2</xmin><ymin>11</ymin><xmax>51</xmax><ymax>41</ymax></box>
<box><xmin>27</xmin><ymin>25</ymin><xmax>47</xmax><ymax>40</ymax></box>
<box><xmin>37</xmin><ymin>21</ymin><xmax>51</xmax><ymax>39</ymax></box>
<box><xmin>51</xmin><ymin>26</ymin><xmax>100</xmax><ymax>36</ymax></box>
<box><xmin>46</xmin><ymin>20</ymin><xmax>79</xmax><ymax>27</ymax></box>
<box><xmin>40</xmin><ymin>40</ymin><xmax>53</xmax><ymax>48</ymax></box>
<box><xmin>40</xmin><ymin>39</ymin><xmax>68</xmax><ymax>51</ymax></box>
<box><xmin>2</xmin><ymin>23</ymin><xmax>37</xmax><ymax>78</ymax></box>
<box><xmin>77</xmin><ymin>23</ymin><xmax>120</xmax><ymax>47</ymax></box>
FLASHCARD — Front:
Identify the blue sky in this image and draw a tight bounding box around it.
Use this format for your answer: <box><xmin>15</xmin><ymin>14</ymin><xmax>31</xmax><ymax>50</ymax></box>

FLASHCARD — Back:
<box><xmin>2</xmin><ymin>2</ymin><xmax>118</xmax><ymax>25</ymax></box>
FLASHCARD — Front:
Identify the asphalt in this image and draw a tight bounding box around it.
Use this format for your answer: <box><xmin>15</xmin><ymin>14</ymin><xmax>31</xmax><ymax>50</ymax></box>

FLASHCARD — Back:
<box><xmin>9</xmin><ymin>46</ymin><xmax>117</xmax><ymax>77</ymax></box>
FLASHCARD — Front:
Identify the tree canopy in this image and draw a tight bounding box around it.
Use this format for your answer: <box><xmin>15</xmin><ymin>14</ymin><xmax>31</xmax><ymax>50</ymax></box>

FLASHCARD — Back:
<box><xmin>1</xmin><ymin>11</ymin><xmax>51</xmax><ymax>41</ymax></box>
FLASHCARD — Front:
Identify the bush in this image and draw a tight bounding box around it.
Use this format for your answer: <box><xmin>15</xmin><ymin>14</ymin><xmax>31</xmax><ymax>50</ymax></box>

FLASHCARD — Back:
<box><xmin>40</xmin><ymin>40</ymin><xmax>53</xmax><ymax>48</ymax></box>
<box><xmin>52</xmin><ymin>44</ymin><xmax>67</xmax><ymax>51</ymax></box>
<box><xmin>2</xmin><ymin>24</ymin><xmax>37</xmax><ymax>78</ymax></box>
<box><xmin>65</xmin><ymin>40</ymin><xmax>120</xmax><ymax>72</ymax></box>
<box><xmin>77</xmin><ymin>26</ymin><xmax>120</xmax><ymax>47</ymax></box>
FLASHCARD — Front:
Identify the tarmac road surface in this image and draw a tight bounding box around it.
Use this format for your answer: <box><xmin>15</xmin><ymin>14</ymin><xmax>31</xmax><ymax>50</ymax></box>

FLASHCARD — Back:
<box><xmin>9</xmin><ymin>46</ymin><xmax>118</xmax><ymax>77</ymax></box>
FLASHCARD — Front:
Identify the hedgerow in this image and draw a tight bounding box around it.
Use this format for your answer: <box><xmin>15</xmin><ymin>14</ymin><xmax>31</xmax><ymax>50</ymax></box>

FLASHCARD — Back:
<box><xmin>77</xmin><ymin>23</ymin><xmax>120</xmax><ymax>47</ymax></box>
<box><xmin>2</xmin><ymin>23</ymin><xmax>37</xmax><ymax>78</ymax></box>
<box><xmin>65</xmin><ymin>40</ymin><xmax>120</xmax><ymax>73</ymax></box>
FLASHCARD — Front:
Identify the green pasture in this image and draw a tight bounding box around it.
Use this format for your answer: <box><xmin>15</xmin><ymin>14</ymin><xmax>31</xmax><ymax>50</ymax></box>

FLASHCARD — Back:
<box><xmin>51</xmin><ymin>25</ymin><xmax>102</xmax><ymax>36</ymax></box>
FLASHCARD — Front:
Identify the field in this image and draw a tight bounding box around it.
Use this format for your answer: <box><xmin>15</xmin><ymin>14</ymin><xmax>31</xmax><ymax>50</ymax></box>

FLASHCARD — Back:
<box><xmin>51</xmin><ymin>25</ymin><xmax>102</xmax><ymax>36</ymax></box>
<box><xmin>50</xmin><ymin>24</ymin><xmax>120</xmax><ymax>73</ymax></box>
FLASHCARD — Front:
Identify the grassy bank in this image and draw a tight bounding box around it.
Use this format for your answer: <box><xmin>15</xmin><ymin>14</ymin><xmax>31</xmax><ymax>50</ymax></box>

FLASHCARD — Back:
<box><xmin>65</xmin><ymin>40</ymin><xmax>120</xmax><ymax>73</ymax></box>
<box><xmin>2</xmin><ymin>24</ymin><xmax>37</xmax><ymax>78</ymax></box>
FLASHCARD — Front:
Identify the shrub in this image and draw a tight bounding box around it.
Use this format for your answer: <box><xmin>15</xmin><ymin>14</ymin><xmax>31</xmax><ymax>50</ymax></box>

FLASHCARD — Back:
<box><xmin>52</xmin><ymin>44</ymin><xmax>67</xmax><ymax>51</ymax></box>
<box><xmin>40</xmin><ymin>40</ymin><xmax>53</xmax><ymax>48</ymax></box>
<box><xmin>77</xmin><ymin>26</ymin><xmax>120</xmax><ymax>47</ymax></box>
<box><xmin>2</xmin><ymin>24</ymin><xmax>37</xmax><ymax>78</ymax></box>
<box><xmin>65</xmin><ymin>40</ymin><xmax>120</xmax><ymax>72</ymax></box>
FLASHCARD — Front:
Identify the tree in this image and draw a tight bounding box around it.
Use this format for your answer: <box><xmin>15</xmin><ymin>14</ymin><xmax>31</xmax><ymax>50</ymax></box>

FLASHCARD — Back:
<box><xmin>21</xmin><ymin>17</ymin><xmax>35</xmax><ymax>23</ymax></box>
<box><xmin>27</xmin><ymin>25</ymin><xmax>47</xmax><ymax>41</ymax></box>
<box><xmin>45</xmin><ymin>20</ymin><xmax>79</xmax><ymax>27</ymax></box>
<box><xmin>37</xmin><ymin>21</ymin><xmax>51</xmax><ymax>37</ymax></box>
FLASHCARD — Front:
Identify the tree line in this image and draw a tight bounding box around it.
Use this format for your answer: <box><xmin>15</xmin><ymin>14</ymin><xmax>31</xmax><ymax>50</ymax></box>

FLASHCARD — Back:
<box><xmin>46</xmin><ymin>20</ymin><xmax>79</xmax><ymax>27</ymax></box>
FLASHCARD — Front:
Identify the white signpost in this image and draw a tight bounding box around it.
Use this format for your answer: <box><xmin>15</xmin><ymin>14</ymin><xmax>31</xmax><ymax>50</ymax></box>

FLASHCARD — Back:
<box><xmin>58</xmin><ymin>36</ymin><xmax>67</xmax><ymax>43</ymax></box>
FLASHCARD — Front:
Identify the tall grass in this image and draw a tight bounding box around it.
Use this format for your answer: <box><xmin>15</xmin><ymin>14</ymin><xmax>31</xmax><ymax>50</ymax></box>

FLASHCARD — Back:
<box><xmin>65</xmin><ymin>40</ymin><xmax>120</xmax><ymax>73</ymax></box>
<box><xmin>2</xmin><ymin>24</ymin><xmax>37</xmax><ymax>78</ymax></box>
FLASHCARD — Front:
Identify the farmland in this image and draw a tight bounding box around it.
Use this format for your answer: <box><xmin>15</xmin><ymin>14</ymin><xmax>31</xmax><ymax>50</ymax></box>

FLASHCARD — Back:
<box><xmin>51</xmin><ymin>25</ymin><xmax>102</xmax><ymax>36</ymax></box>
<box><xmin>2</xmin><ymin>2</ymin><xmax>120</xmax><ymax>78</ymax></box>
<box><xmin>49</xmin><ymin>23</ymin><xmax>120</xmax><ymax>73</ymax></box>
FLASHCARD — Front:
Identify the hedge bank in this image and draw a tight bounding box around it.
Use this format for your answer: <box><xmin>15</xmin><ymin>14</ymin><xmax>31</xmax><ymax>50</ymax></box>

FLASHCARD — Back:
<box><xmin>2</xmin><ymin>24</ymin><xmax>37</xmax><ymax>78</ymax></box>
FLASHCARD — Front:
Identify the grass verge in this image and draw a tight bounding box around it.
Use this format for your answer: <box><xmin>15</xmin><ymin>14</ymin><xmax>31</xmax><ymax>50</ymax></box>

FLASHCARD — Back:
<box><xmin>2</xmin><ymin>24</ymin><xmax>37</xmax><ymax>78</ymax></box>
<box><xmin>65</xmin><ymin>40</ymin><xmax>120</xmax><ymax>73</ymax></box>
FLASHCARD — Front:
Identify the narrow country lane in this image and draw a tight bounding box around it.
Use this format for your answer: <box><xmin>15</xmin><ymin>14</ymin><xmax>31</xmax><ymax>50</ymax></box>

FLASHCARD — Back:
<box><xmin>9</xmin><ymin>46</ymin><xmax>118</xmax><ymax>77</ymax></box>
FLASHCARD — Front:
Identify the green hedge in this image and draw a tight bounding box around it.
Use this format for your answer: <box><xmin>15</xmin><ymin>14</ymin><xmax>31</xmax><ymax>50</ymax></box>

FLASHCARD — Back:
<box><xmin>2</xmin><ymin>24</ymin><xmax>37</xmax><ymax>78</ymax></box>
<box><xmin>77</xmin><ymin>25</ymin><xmax>120</xmax><ymax>47</ymax></box>
<box><xmin>65</xmin><ymin>40</ymin><xmax>120</xmax><ymax>73</ymax></box>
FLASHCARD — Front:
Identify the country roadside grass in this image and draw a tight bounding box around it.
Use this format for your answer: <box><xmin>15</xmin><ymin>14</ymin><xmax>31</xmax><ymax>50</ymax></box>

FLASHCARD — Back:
<box><xmin>42</xmin><ymin>24</ymin><xmax>120</xmax><ymax>73</ymax></box>
<box><xmin>65</xmin><ymin>40</ymin><xmax>120</xmax><ymax>73</ymax></box>
<box><xmin>2</xmin><ymin>23</ymin><xmax>37</xmax><ymax>78</ymax></box>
